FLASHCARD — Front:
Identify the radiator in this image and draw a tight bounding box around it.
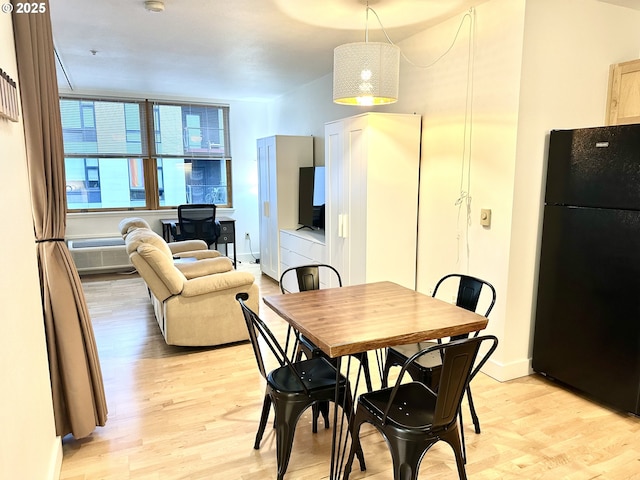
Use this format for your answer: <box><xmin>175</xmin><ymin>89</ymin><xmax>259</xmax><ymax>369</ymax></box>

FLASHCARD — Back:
<box><xmin>67</xmin><ymin>237</ymin><xmax>131</xmax><ymax>273</ymax></box>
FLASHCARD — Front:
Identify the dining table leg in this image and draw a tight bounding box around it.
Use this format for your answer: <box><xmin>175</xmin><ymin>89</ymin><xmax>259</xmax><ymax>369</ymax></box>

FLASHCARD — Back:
<box><xmin>330</xmin><ymin>355</ymin><xmax>342</xmax><ymax>480</ymax></box>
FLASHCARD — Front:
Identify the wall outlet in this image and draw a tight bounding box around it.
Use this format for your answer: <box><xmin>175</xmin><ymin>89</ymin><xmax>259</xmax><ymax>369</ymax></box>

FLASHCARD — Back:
<box><xmin>245</xmin><ymin>232</ymin><xmax>250</xmax><ymax>239</ymax></box>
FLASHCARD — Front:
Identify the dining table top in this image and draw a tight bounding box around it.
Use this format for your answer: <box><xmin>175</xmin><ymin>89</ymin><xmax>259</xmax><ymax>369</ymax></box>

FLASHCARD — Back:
<box><xmin>262</xmin><ymin>281</ymin><xmax>488</xmax><ymax>358</ymax></box>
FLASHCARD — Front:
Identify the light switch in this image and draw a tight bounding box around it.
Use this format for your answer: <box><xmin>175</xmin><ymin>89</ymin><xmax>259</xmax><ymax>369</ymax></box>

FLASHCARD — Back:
<box><xmin>480</xmin><ymin>208</ymin><xmax>491</xmax><ymax>227</ymax></box>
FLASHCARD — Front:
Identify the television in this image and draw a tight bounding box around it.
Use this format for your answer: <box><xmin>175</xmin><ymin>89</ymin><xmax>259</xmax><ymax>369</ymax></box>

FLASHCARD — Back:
<box><xmin>298</xmin><ymin>166</ymin><xmax>325</xmax><ymax>230</ymax></box>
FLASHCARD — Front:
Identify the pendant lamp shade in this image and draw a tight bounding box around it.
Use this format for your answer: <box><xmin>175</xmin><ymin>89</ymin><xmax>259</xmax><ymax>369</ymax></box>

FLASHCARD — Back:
<box><xmin>333</xmin><ymin>41</ymin><xmax>400</xmax><ymax>106</ymax></box>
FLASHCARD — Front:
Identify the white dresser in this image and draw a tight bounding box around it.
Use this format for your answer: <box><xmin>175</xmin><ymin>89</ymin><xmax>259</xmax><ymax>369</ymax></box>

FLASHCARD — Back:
<box><xmin>279</xmin><ymin>228</ymin><xmax>327</xmax><ymax>291</ymax></box>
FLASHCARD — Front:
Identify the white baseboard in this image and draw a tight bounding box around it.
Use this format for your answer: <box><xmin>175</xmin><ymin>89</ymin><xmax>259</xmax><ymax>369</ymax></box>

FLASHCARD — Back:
<box><xmin>236</xmin><ymin>252</ymin><xmax>260</xmax><ymax>265</ymax></box>
<box><xmin>48</xmin><ymin>436</ymin><xmax>63</xmax><ymax>480</ymax></box>
<box><xmin>481</xmin><ymin>356</ymin><xmax>533</xmax><ymax>382</ymax></box>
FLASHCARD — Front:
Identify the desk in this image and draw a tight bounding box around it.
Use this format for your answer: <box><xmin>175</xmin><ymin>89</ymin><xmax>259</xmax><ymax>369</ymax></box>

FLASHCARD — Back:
<box><xmin>263</xmin><ymin>281</ymin><xmax>488</xmax><ymax>479</ymax></box>
<box><xmin>160</xmin><ymin>217</ymin><xmax>236</xmax><ymax>267</ymax></box>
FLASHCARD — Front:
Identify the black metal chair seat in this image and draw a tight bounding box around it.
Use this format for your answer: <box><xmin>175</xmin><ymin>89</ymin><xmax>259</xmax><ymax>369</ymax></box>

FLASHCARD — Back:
<box><xmin>345</xmin><ymin>335</ymin><xmax>499</xmax><ymax>480</ymax></box>
<box><xmin>267</xmin><ymin>357</ymin><xmax>347</xmax><ymax>393</ymax></box>
<box><xmin>383</xmin><ymin>341</ymin><xmax>443</xmax><ymax>388</ymax></box>
<box><xmin>360</xmin><ymin>382</ymin><xmax>438</xmax><ymax>429</ymax></box>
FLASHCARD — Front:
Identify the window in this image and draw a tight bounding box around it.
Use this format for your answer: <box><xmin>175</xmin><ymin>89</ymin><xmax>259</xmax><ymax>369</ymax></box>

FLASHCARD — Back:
<box><xmin>60</xmin><ymin>97</ymin><xmax>231</xmax><ymax>211</ymax></box>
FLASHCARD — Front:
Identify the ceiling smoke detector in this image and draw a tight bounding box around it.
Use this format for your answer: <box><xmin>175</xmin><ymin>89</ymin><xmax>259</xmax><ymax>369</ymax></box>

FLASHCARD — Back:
<box><xmin>144</xmin><ymin>1</ymin><xmax>165</xmax><ymax>12</ymax></box>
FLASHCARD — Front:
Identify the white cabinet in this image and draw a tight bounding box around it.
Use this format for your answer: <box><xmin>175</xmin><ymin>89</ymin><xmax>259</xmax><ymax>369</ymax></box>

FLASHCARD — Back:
<box><xmin>279</xmin><ymin>229</ymin><xmax>327</xmax><ymax>291</ymax></box>
<box><xmin>257</xmin><ymin>135</ymin><xmax>313</xmax><ymax>280</ymax></box>
<box><xmin>325</xmin><ymin>113</ymin><xmax>421</xmax><ymax>289</ymax></box>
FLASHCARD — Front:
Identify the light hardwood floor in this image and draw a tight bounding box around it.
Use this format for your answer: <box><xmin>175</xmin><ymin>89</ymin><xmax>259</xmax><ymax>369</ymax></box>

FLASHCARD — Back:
<box><xmin>60</xmin><ymin>264</ymin><xmax>640</xmax><ymax>479</ymax></box>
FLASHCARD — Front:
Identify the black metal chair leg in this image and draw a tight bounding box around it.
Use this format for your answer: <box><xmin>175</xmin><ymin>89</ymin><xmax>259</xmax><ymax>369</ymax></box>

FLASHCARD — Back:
<box><xmin>254</xmin><ymin>394</ymin><xmax>272</xmax><ymax>449</ymax></box>
<box><xmin>311</xmin><ymin>403</ymin><xmax>319</xmax><ymax>433</ymax></box>
<box><xmin>441</xmin><ymin>423</ymin><xmax>468</xmax><ymax>480</ymax></box>
<box><xmin>343</xmin><ymin>411</ymin><xmax>367</xmax><ymax>480</ymax></box>
<box><xmin>273</xmin><ymin>399</ymin><xmax>310</xmax><ymax>480</ymax></box>
<box><xmin>358</xmin><ymin>352</ymin><xmax>374</xmax><ymax>392</ymax></box>
<box><xmin>466</xmin><ymin>386</ymin><xmax>481</xmax><ymax>434</ymax></box>
<box><xmin>319</xmin><ymin>400</ymin><xmax>330</xmax><ymax>429</ymax></box>
<box><xmin>459</xmin><ymin>409</ymin><xmax>467</xmax><ymax>463</ymax></box>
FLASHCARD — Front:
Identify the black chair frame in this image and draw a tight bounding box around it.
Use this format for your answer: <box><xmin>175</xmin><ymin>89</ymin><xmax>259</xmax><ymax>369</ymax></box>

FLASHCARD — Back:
<box><xmin>381</xmin><ymin>273</ymin><xmax>496</xmax><ymax>458</ymax></box>
<box><xmin>279</xmin><ymin>264</ymin><xmax>375</xmax><ymax>432</ymax></box>
<box><xmin>236</xmin><ymin>292</ymin><xmax>364</xmax><ymax>480</ymax></box>
<box><xmin>344</xmin><ymin>335</ymin><xmax>499</xmax><ymax>480</ymax></box>
<box><xmin>171</xmin><ymin>203</ymin><xmax>221</xmax><ymax>248</ymax></box>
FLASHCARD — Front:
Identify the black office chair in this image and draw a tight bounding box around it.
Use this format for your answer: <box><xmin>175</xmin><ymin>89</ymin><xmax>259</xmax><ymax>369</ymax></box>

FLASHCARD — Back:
<box><xmin>279</xmin><ymin>264</ymin><xmax>374</xmax><ymax>433</ymax></box>
<box><xmin>381</xmin><ymin>273</ymin><xmax>496</xmax><ymax>457</ymax></box>
<box><xmin>170</xmin><ymin>203</ymin><xmax>220</xmax><ymax>248</ymax></box>
<box><xmin>235</xmin><ymin>293</ymin><xmax>364</xmax><ymax>480</ymax></box>
<box><xmin>344</xmin><ymin>335</ymin><xmax>499</xmax><ymax>480</ymax></box>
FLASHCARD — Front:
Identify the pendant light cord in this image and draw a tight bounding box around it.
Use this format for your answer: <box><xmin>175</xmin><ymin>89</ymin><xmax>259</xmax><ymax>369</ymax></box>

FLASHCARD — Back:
<box><xmin>365</xmin><ymin>2</ymin><xmax>369</xmax><ymax>42</ymax></box>
<box><xmin>455</xmin><ymin>7</ymin><xmax>476</xmax><ymax>271</ymax></box>
<box><xmin>365</xmin><ymin>5</ymin><xmax>477</xmax><ymax>270</ymax></box>
<box><xmin>366</xmin><ymin>7</ymin><xmax>473</xmax><ymax>69</ymax></box>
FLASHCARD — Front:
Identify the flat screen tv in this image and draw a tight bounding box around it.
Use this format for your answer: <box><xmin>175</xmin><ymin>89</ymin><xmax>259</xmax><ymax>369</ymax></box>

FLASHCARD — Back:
<box><xmin>298</xmin><ymin>166</ymin><xmax>325</xmax><ymax>230</ymax></box>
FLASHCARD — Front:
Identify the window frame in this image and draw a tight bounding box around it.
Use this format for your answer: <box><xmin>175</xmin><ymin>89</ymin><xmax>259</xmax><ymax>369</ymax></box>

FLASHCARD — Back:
<box><xmin>60</xmin><ymin>95</ymin><xmax>233</xmax><ymax>212</ymax></box>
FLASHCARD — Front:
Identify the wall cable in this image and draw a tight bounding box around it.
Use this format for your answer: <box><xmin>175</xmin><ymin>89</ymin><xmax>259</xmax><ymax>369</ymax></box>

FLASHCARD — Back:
<box><xmin>454</xmin><ymin>7</ymin><xmax>476</xmax><ymax>272</ymax></box>
<box><xmin>367</xmin><ymin>6</ymin><xmax>477</xmax><ymax>271</ymax></box>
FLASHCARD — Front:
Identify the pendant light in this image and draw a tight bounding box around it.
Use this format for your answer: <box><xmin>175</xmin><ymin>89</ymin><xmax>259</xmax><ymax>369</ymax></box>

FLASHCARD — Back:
<box><xmin>333</xmin><ymin>4</ymin><xmax>400</xmax><ymax>106</ymax></box>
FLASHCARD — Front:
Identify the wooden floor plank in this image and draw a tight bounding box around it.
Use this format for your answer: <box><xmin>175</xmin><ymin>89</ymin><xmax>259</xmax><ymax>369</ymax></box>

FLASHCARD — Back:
<box><xmin>60</xmin><ymin>265</ymin><xmax>640</xmax><ymax>479</ymax></box>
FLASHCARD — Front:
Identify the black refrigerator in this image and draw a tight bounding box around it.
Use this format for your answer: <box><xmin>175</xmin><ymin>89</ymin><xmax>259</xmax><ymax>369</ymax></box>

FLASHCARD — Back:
<box><xmin>533</xmin><ymin>124</ymin><xmax>640</xmax><ymax>415</ymax></box>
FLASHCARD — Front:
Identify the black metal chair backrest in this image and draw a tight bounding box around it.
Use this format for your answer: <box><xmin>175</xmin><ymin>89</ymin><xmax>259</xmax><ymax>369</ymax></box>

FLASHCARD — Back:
<box><xmin>177</xmin><ymin>203</ymin><xmax>219</xmax><ymax>245</ymax></box>
<box><xmin>433</xmin><ymin>273</ymin><xmax>496</xmax><ymax>317</ymax></box>
<box><xmin>383</xmin><ymin>335</ymin><xmax>499</xmax><ymax>428</ymax></box>
<box><xmin>235</xmin><ymin>293</ymin><xmax>309</xmax><ymax>395</ymax></box>
<box><xmin>279</xmin><ymin>263</ymin><xmax>342</xmax><ymax>294</ymax></box>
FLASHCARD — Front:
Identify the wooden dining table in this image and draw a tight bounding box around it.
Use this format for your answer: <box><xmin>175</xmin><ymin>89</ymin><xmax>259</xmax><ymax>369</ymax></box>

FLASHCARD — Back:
<box><xmin>262</xmin><ymin>280</ymin><xmax>489</xmax><ymax>480</ymax></box>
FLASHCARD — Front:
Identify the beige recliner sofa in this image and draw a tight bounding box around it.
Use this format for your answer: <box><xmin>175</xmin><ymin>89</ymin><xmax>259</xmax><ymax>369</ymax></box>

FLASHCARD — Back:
<box><xmin>119</xmin><ymin>217</ymin><xmax>259</xmax><ymax>347</ymax></box>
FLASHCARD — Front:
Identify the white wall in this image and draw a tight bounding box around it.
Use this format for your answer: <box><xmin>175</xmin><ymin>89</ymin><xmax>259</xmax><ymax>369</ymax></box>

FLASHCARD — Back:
<box><xmin>504</xmin><ymin>0</ymin><xmax>640</xmax><ymax>378</ymax></box>
<box><xmin>0</xmin><ymin>16</ymin><xmax>62</xmax><ymax>480</ymax></box>
<box><xmin>267</xmin><ymin>0</ymin><xmax>640</xmax><ymax>381</ymax></box>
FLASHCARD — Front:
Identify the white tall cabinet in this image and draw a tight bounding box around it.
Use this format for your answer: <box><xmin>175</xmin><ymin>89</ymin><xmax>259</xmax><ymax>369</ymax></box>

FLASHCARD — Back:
<box><xmin>325</xmin><ymin>113</ymin><xmax>421</xmax><ymax>289</ymax></box>
<box><xmin>257</xmin><ymin>135</ymin><xmax>313</xmax><ymax>280</ymax></box>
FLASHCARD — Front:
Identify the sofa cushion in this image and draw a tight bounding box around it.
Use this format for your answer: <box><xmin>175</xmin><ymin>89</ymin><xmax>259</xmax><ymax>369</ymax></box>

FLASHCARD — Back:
<box><xmin>136</xmin><ymin>243</ymin><xmax>186</xmax><ymax>295</ymax></box>
<box><xmin>125</xmin><ymin>227</ymin><xmax>172</xmax><ymax>258</ymax></box>
<box><xmin>119</xmin><ymin>217</ymin><xmax>151</xmax><ymax>237</ymax></box>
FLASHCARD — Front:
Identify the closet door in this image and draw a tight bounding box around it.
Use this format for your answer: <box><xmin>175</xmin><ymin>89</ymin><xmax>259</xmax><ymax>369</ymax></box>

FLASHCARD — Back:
<box><xmin>344</xmin><ymin>116</ymin><xmax>368</xmax><ymax>286</ymax></box>
<box><xmin>257</xmin><ymin>137</ymin><xmax>279</xmax><ymax>279</ymax></box>
<box><xmin>325</xmin><ymin>120</ymin><xmax>347</xmax><ymax>287</ymax></box>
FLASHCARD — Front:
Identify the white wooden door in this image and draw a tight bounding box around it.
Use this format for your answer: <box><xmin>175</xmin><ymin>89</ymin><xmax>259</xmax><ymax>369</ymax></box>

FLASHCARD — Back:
<box><xmin>257</xmin><ymin>137</ymin><xmax>278</xmax><ymax>279</ymax></box>
<box><xmin>325</xmin><ymin>121</ymin><xmax>348</xmax><ymax>287</ymax></box>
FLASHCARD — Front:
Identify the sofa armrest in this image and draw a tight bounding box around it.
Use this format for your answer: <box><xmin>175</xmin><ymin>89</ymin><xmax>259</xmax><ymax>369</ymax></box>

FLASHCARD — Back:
<box><xmin>181</xmin><ymin>271</ymin><xmax>256</xmax><ymax>297</ymax></box>
<box><xmin>175</xmin><ymin>257</ymin><xmax>233</xmax><ymax>279</ymax></box>
<box><xmin>174</xmin><ymin>250</ymin><xmax>222</xmax><ymax>260</ymax></box>
<box><xmin>168</xmin><ymin>240</ymin><xmax>210</xmax><ymax>254</ymax></box>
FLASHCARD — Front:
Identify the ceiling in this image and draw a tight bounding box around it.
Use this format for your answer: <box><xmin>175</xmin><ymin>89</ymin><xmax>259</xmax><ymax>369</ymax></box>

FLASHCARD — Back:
<box><xmin>50</xmin><ymin>0</ymin><xmax>640</xmax><ymax>103</ymax></box>
<box><xmin>50</xmin><ymin>0</ymin><xmax>481</xmax><ymax>102</ymax></box>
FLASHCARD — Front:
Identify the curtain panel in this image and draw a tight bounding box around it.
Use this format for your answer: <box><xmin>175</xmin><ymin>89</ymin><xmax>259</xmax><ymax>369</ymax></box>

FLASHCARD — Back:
<box><xmin>12</xmin><ymin>0</ymin><xmax>107</xmax><ymax>438</ymax></box>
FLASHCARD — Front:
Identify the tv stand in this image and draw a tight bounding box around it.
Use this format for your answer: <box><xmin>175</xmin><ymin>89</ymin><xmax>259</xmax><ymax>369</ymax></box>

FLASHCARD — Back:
<box><xmin>296</xmin><ymin>225</ymin><xmax>316</xmax><ymax>231</ymax></box>
<box><xmin>279</xmin><ymin>228</ymin><xmax>327</xmax><ymax>286</ymax></box>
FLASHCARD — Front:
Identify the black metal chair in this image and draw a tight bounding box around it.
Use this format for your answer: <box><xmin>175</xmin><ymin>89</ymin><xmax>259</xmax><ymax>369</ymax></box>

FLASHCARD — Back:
<box><xmin>381</xmin><ymin>273</ymin><xmax>496</xmax><ymax>456</ymax></box>
<box><xmin>344</xmin><ymin>335</ymin><xmax>499</xmax><ymax>480</ymax></box>
<box><xmin>170</xmin><ymin>203</ymin><xmax>220</xmax><ymax>248</ymax></box>
<box><xmin>235</xmin><ymin>292</ymin><xmax>364</xmax><ymax>480</ymax></box>
<box><xmin>279</xmin><ymin>264</ymin><xmax>374</xmax><ymax>432</ymax></box>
